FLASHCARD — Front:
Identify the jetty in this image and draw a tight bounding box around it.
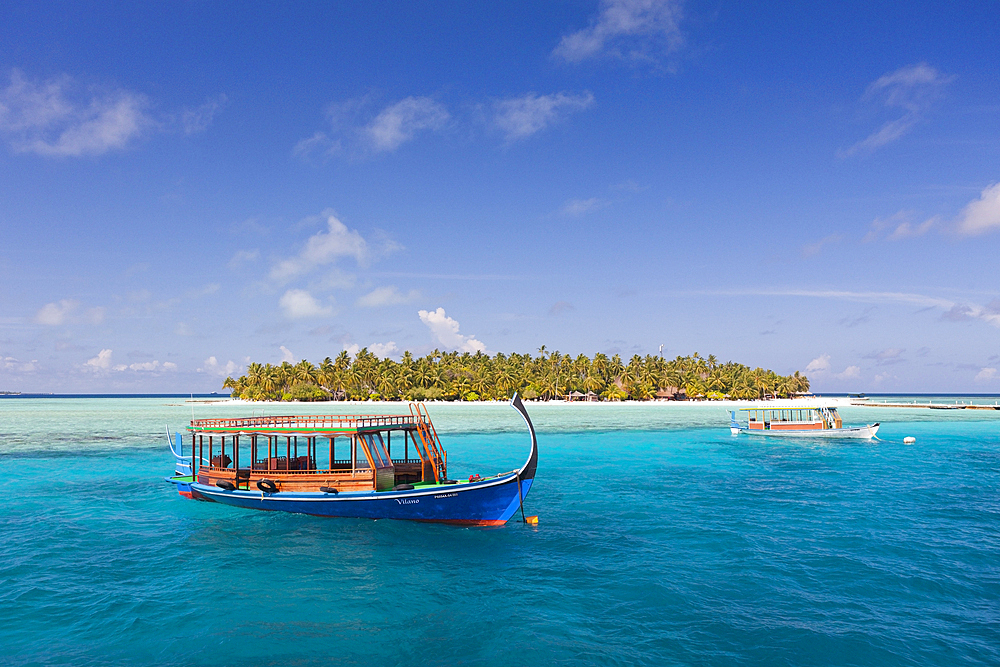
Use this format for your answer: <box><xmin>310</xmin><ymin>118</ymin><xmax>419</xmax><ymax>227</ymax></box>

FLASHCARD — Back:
<box><xmin>851</xmin><ymin>400</ymin><xmax>1000</xmax><ymax>410</ymax></box>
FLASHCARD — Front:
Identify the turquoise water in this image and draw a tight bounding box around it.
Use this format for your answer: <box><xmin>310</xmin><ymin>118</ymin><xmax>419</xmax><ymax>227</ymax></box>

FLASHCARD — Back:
<box><xmin>2</xmin><ymin>398</ymin><xmax>999</xmax><ymax>666</ymax></box>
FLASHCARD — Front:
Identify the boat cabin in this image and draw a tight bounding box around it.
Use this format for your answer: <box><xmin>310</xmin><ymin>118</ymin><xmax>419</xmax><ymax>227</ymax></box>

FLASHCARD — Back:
<box><xmin>186</xmin><ymin>403</ymin><xmax>447</xmax><ymax>493</ymax></box>
<box><xmin>741</xmin><ymin>407</ymin><xmax>843</xmax><ymax>431</ymax></box>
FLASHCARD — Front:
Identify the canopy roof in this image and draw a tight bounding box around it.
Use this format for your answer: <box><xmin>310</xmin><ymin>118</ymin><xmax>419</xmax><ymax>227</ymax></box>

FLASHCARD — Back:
<box><xmin>187</xmin><ymin>414</ymin><xmax>421</xmax><ymax>435</ymax></box>
<box><xmin>737</xmin><ymin>406</ymin><xmax>834</xmax><ymax>412</ymax></box>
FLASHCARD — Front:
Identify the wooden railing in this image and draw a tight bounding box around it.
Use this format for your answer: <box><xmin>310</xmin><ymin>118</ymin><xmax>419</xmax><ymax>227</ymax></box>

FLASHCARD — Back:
<box><xmin>189</xmin><ymin>414</ymin><xmax>421</xmax><ymax>431</ymax></box>
<box><xmin>208</xmin><ymin>465</ymin><xmax>374</xmax><ymax>476</ymax></box>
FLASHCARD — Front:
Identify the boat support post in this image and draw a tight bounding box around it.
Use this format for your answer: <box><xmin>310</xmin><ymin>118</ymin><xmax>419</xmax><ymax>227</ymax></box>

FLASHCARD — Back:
<box><xmin>516</xmin><ymin>471</ymin><xmax>526</xmax><ymax>523</ymax></box>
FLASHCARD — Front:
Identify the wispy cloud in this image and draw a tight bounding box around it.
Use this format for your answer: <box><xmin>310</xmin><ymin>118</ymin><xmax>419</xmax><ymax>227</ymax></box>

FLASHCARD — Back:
<box><xmin>560</xmin><ymin>197</ymin><xmax>608</xmax><ymax>216</ymax></box>
<box><xmin>839</xmin><ymin>63</ymin><xmax>952</xmax><ymax>157</ymax></box>
<box><xmin>0</xmin><ymin>69</ymin><xmax>151</xmax><ymax>157</ymax></box>
<box><xmin>296</xmin><ymin>96</ymin><xmax>448</xmax><ymax>158</ymax></box>
<box><xmin>228</xmin><ymin>249</ymin><xmax>260</xmax><ymax>269</ymax></box>
<box><xmin>2</xmin><ymin>356</ymin><xmax>38</xmax><ymax>373</ymax></box>
<box><xmin>494</xmin><ymin>91</ymin><xmax>593</xmax><ymax>141</ymax></box>
<box><xmin>270</xmin><ymin>210</ymin><xmax>369</xmax><ymax>283</ymax></box>
<box><xmin>940</xmin><ymin>300</ymin><xmax>1000</xmax><ymax>328</ymax></box>
<box><xmin>955</xmin><ymin>182</ymin><xmax>1000</xmax><ymax>236</ymax></box>
<box><xmin>974</xmin><ymin>367</ymin><xmax>997</xmax><ymax>383</ymax></box>
<box><xmin>549</xmin><ymin>301</ymin><xmax>575</xmax><ymax>315</ymax></box>
<box><xmin>674</xmin><ymin>287</ymin><xmax>1000</xmax><ymax>330</ymax></box>
<box><xmin>418</xmin><ymin>307</ymin><xmax>486</xmax><ymax>354</ymax></box>
<box><xmin>198</xmin><ymin>356</ymin><xmax>243</xmax><ymax>377</ymax></box>
<box><xmin>356</xmin><ymin>286</ymin><xmax>420</xmax><ymax>308</ymax></box>
<box><xmin>553</xmin><ymin>0</ymin><xmax>684</xmax><ymax>64</ymax></box>
<box><xmin>279</xmin><ymin>289</ymin><xmax>334</xmax><ymax>319</ymax></box>
<box><xmin>181</xmin><ymin>94</ymin><xmax>227</xmax><ymax>135</ymax></box>
<box><xmin>34</xmin><ymin>299</ymin><xmax>105</xmax><ymax>325</ymax></box>
<box><xmin>863</xmin><ymin>348</ymin><xmax>905</xmax><ymax>365</ymax></box>
<box><xmin>802</xmin><ymin>234</ymin><xmax>843</xmax><ymax>257</ymax></box>
<box><xmin>365</xmin><ymin>96</ymin><xmax>449</xmax><ymax>152</ymax></box>
<box><xmin>863</xmin><ymin>210</ymin><xmax>936</xmax><ymax>242</ymax></box>
<box><xmin>835</xmin><ymin>365</ymin><xmax>862</xmax><ymax>380</ymax></box>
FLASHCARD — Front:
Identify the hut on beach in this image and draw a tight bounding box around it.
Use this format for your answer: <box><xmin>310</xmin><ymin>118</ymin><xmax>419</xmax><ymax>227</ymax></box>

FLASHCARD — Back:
<box><xmin>656</xmin><ymin>387</ymin><xmax>686</xmax><ymax>401</ymax></box>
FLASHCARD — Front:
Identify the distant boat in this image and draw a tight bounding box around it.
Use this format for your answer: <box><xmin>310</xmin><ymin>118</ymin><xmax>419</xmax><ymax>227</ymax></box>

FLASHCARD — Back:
<box><xmin>165</xmin><ymin>395</ymin><xmax>537</xmax><ymax>525</ymax></box>
<box><xmin>729</xmin><ymin>406</ymin><xmax>878</xmax><ymax>439</ymax></box>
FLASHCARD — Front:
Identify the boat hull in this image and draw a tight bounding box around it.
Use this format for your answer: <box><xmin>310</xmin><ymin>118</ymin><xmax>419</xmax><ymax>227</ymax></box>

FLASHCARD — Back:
<box><xmin>165</xmin><ymin>475</ymin><xmax>194</xmax><ymax>499</ymax></box>
<box><xmin>189</xmin><ymin>473</ymin><xmax>533</xmax><ymax>526</ymax></box>
<box><xmin>735</xmin><ymin>423</ymin><xmax>879</xmax><ymax>440</ymax></box>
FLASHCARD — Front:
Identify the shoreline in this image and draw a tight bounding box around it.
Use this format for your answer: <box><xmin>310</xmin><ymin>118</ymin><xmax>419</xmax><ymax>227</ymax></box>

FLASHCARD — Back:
<box><xmin>213</xmin><ymin>396</ymin><xmax>858</xmax><ymax>408</ymax></box>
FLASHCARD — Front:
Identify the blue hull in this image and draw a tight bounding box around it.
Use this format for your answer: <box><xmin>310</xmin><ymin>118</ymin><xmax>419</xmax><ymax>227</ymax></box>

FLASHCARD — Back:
<box><xmin>190</xmin><ymin>474</ymin><xmax>533</xmax><ymax>525</ymax></box>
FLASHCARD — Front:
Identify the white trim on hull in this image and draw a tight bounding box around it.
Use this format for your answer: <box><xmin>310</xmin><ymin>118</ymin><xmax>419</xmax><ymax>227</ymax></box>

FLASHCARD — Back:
<box><xmin>732</xmin><ymin>423</ymin><xmax>879</xmax><ymax>439</ymax></box>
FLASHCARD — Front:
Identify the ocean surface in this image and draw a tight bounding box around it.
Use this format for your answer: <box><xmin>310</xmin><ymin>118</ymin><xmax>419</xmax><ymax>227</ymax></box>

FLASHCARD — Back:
<box><xmin>2</xmin><ymin>397</ymin><xmax>998</xmax><ymax>666</ymax></box>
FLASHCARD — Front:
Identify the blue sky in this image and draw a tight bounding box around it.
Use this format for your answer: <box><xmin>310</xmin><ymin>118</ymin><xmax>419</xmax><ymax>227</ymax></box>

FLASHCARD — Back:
<box><xmin>1</xmin><ymin>1</ymin><xmax>998</xmax><ymax>393</ymax></box>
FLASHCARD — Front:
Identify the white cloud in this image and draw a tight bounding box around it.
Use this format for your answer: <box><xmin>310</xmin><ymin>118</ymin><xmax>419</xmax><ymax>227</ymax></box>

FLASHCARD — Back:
<box><xmin>2</xmin><ymin>356</ymin><xmax>38</xmax><ymax>373</ymax></box>
<box><xmin>279</xmin><ymin>346</ymin><xmax>295</xmax><ymax>364</ymax></box>
<box><xmin>85</xmin><ymin>349</ymin><xmax>113</xmax><ymax>370</ymax></box>
<box><xmin>128</xmin><ymin>360</ymin><xmax>175</xmax><ymax>372</ymax></box>
<box><xmin>553</xmin><ymin>0</ymin><xmax>684</xmax><ymax>63</ymax></box>
<box><xmin>198</xmin><ymin>356</ymin><xmax>242</xmax><ymax>377</ymax></box>
<box><xmin>227</xmin><ymin>249</ymin><xmax>259</xmax><ymax>269</ymax></box>
<box><xmin>863</xmin><ymin>210</ymin><xmax>936</xmax><ymax>242</ymax></box>
<box><xmin>364</xmin><ymin>97</ymin><xmax>449</xmax><ymax>152</ymax></box>
<box><xmin>369</xmin><ymin>341</ymin><xmax>399</xmax><ymax>359</ymax></box>
<box><xmin>270</xmin><ymin>210</ymin><xmax>368</xmax><ymax>282</ymax></box>
<box><xmin>343</xmin><ymin>343</ymin><xmax>360</xmax><ymax>357</ymax></box>
<box><xmin>956</xmin><ymin>182</ymin><xmax>1000</xmax><ymax>236</ymax></box>
<box><xmin>418</xmin><ymin>307</ymin><xmax>486</xmax><ymax>354</ymax></box>
<box><xmin>561</xmin><ymin>197</ymin><xmax>608</xmax><ymax>216</ymax></box>
<box><xmin>805</xmin><ymin>354</ymin><xmax>831</xmax><ymax>373</ymax></box>
<box><xmin>34</xmin><ymin>300</ymin><xmax>105</xmax><ymax>325</ymax></box>
<box><xmin>975</xmin><ymin>368</ymin><xmax>997</xmax><ymax>382</ymax></box>
<box><xmin>181</xmin><ymin>94</ymin><xmax>226</xmax><ymax>135</ymax></box>
<box><xmin>34</xmin><ymin>299</ymin><xmax>79</xmax><ymax>325</ymax></box>
<box><xmin>840</xmin><ymin>63</ymin><xmax>951</xmax><ymax>157</ymax></box>
<box><xmin>293</xmin><ymin>130</ymin><xmax>340</xmax><ymax>158</ymax></box>
<box><xmin>356</xmin><ymin>286</ymin><xmax>420</xmax><ymax>308</ymax></box>
<box><xmin>0</xmin><ymin>69</ymin><xmax>151</xmax><ymax>156</ymax></box>
<box><xmin>494</xmin><ymin>91</ymin><xmax>594</xmax><ymax>141</ymax></box>
<box><xmin>835</xmin><ymin>365</ymin><xmax>862</xmax><ymax>380</ymax></box>
<box><xmin>279</xmin><ymin>289</ymin><xmax>334</xmax><ymax>319</ymax></box>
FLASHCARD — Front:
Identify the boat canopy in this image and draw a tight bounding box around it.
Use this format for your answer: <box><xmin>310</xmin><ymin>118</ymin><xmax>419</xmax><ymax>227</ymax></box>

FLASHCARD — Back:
<box><xmin>183</xmin><ymin>405</ymin><xmax>448</xmax><ymax>492</ymax></box>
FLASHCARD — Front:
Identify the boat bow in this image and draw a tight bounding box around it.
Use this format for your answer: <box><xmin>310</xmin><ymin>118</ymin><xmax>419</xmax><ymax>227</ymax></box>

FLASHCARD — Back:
<box><xmin>510</xmin><ymin>393</ymin><xmax>538</xmax><ymax>481</ymax></box>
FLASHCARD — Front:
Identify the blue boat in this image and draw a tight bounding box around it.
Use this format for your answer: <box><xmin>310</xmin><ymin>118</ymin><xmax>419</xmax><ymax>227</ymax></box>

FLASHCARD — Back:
<box><xmin>166</xmin><ymin>395</ymin><xmax>537</xmax><ymax>526</ymax></box>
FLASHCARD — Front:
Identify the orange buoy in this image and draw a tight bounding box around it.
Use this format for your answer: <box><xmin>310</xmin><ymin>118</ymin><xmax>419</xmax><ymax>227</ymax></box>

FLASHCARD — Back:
<box><xmin>525</xmin><ymin>515</ymin><xmax>539</xmax><ymax>525</ymax></box>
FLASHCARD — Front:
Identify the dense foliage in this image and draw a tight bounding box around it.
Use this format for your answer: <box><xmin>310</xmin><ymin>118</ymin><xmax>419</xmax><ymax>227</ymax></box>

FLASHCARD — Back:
<box><xmin>223</xmin><ymin>348</ymin><xmax>809</xmax><ymax>402</ymax></box>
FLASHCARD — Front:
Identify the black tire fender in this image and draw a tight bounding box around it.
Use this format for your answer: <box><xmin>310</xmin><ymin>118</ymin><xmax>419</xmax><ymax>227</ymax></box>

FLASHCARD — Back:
<box><xmin>216</xmin><ymin>480</ymin><xmax>236</xmax><ymax>491</ymax></box>
<box><xmin>257</xmin><ymin>479</ymin><xmax>279</xmax><ymax>493</ymax></box>
<box><xmin>318</xmin><ymin>486</ymin><xmax>339</xmax><ymax>494</ymax></box>
<box><xmin>392</xmin><ymin>483</ymin><xmax>415</xmax><ymax>491</ymax></box>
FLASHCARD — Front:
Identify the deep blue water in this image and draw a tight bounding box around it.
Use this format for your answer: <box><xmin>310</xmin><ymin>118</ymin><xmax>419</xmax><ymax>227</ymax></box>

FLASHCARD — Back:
<box><xmin>1</xmin><ymin>399</ymin><xmax>999</xmax><ymax>666</ymax></box>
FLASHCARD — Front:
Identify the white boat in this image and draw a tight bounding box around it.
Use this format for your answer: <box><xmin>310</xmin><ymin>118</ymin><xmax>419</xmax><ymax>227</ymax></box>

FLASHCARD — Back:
<box><xmin>729</xmin><ymin>406</ymin><xmax>879</xmax><ymax>439</ymax></box>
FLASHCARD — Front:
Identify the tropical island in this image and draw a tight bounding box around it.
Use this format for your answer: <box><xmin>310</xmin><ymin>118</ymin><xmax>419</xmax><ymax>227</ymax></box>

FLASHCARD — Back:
<box><xmin>223</xmin><ymin>349</ymin><xmax>810</xmax><ymax>402</ymax></box>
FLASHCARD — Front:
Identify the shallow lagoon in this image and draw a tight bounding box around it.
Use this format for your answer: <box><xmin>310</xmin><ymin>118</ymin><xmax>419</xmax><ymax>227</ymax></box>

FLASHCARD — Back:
<box><xmin>2</xmin><ymin>398</ymin><xmax>998</xmax><ymax>666</ymax></box>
